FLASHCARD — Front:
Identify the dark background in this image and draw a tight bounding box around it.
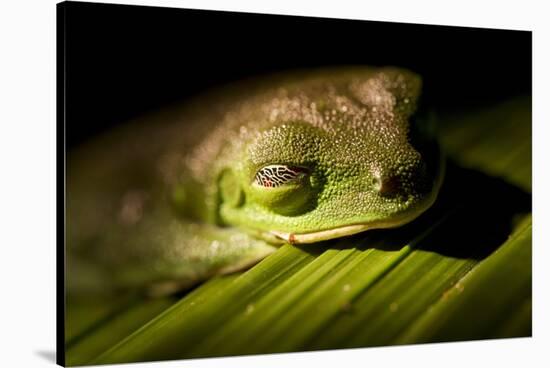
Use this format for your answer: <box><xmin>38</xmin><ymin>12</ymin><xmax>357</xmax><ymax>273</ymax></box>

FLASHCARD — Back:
<box><xmin>61</xmin><ymin>1</ymin><xmax>531</xmax><ymax>149</ymax></box>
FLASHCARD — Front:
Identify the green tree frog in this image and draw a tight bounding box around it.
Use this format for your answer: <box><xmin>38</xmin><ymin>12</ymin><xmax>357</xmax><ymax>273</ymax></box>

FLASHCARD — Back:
<box><xmin>67</xmin><ymin>67</ymin><xmax>444</xmax><ymax>295</ymax></box>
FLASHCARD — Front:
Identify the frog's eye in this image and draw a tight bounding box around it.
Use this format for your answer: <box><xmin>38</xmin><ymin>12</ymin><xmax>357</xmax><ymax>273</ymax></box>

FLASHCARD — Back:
<box><xmin>250</xmin><ymin>164</ymin><xmax>318</xmax><ymax>216</ymax></box>
<box><xmin>254</xmin><ymin>165</ymin><xmax>308</xmax><ymax>188</ymax></box>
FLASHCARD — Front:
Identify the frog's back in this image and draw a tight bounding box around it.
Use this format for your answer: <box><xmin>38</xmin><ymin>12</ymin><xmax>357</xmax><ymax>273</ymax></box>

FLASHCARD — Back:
<box><xmin>69</xmin><ymin>66</ymin><xmax>416</xmax><ymax>225</ymax></box>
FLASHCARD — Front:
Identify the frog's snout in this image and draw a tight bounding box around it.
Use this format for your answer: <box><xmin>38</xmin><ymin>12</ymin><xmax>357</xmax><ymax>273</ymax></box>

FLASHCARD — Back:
<box><xmin>371</xmin><ymin>161</ymin><xmax>430</xmax><ymax>199</ymax></box>
<box><xmin>372</xmin><ymin>173</ymin><xmax>401</xmax><ymax>198</ymax></box>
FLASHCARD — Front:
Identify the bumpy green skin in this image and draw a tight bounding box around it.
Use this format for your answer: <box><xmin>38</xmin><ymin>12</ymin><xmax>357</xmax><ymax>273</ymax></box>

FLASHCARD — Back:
<box><xmin>67</xmin><ymin>67</ymin><xmax>443</xmax><ymax>294</ymax></box>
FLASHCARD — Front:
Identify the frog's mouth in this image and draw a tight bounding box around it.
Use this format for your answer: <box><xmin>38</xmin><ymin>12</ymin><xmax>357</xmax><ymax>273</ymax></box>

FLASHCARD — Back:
<box><xmin>267</xmin><ymin>207</ymin><xmax>425</xmax><ymax>244</ymax></box>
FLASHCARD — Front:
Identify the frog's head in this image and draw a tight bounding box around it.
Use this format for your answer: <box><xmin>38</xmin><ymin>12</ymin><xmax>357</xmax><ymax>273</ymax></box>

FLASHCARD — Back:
<box><xmin>213</xmin><ymin>68</ymin><xmax>444</xmax><ymax>244</ymax></box>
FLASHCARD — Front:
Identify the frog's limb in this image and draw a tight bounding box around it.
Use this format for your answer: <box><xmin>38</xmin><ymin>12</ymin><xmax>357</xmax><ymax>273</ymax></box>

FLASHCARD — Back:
<box><xmin>67</xmin><ymin>201</ymin><xmax>277</xmax><ymax>297</ymax></box>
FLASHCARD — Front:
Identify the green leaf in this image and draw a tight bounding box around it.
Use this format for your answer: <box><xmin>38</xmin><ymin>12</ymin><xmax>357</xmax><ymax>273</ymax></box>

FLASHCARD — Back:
<box><xmin>66</xmin><ymin>297</ymin><xmax>175</xmax><ymax>366</ymax></box>
<box><xmin>66</xmin><ymin>97</ymin><xmax>532</xmax><ymax>366</ymax></box>
<box><xmin>396</xmin><ymin>215</ymin><xmax>532</xmax><ymax>343</ymax></box>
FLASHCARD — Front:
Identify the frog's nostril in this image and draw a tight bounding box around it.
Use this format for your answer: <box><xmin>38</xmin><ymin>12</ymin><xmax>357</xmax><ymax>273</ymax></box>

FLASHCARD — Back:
<box><xmin>372</xmin><ymin>174</ymin><xmax>401</xmax><ymax>198</ymax></box>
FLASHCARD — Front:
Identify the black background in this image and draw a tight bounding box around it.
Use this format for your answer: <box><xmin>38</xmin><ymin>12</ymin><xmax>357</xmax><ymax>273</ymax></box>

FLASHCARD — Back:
<box><xmin>62</xmin><ymin>1</ymin><xmax>531</xmax><ymax>149</ymax></box>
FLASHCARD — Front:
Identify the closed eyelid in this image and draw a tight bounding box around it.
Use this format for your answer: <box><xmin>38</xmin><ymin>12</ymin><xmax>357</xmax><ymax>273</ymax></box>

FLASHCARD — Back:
<box><xmin>254</xmin><ymin>165</ymin><xmax>308</xmax><ymax>188</ymax></box>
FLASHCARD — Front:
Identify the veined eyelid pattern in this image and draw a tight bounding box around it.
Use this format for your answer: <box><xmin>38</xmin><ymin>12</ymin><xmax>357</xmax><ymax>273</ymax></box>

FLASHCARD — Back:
<box><xmin>254</xmin><ymin>165</ymin><xmax>307</xmax><ymax>188</ymax></box>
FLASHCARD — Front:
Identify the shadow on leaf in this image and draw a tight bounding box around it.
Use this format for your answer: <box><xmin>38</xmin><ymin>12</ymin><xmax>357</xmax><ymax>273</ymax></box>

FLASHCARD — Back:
<box><xmin>297</xmin><ymin>159</ymin><xmax>531</xmax><ymax>260</ymax></box>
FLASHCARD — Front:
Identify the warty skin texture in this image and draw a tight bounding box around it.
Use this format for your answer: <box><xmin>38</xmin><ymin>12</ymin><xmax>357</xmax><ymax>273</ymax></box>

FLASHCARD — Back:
<box><xmin>185</xmin><ymin>67</ymin><xmax>443</xmax><ymax>242</ymax></box>
<box><xmin>67</xmin><ymin>66</ymin><xmax>443</xmax><ymax>293</ymax></box>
